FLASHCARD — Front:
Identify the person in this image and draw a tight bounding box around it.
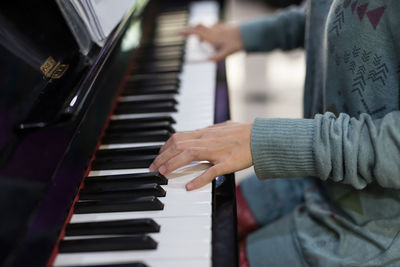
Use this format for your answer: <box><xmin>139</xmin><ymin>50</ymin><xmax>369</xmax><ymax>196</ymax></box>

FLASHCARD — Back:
<box><xmin>149</xmin><ymin>0</ymin><xmax>400</xmax><ymax>266</ymax></box>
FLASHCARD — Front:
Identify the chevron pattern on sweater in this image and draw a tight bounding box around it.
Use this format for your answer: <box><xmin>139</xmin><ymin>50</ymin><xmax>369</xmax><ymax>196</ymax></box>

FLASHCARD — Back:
<box><xmin>352</xmin><ymin>66</ymin><xmax>366</xmax><ymax>97</ymax></box>
<box><xmin>329</xmin><ymin>5</ymin><xmax>345</xmax><ymax>36</ymax></box>
<box><xmin>373</xmin><ymin>54</ymin><xmax>382</xmax><ymax>65</ymax></box>
<box><xmin>361</xmin><ymin>50</ymin><xmax>371</xmax><ymax>62</ymax></box>
<box><xmin>368</xmin><ymin>64</ymin><xmax>388</xmax><ymax>85</ymax></box>
<box><xmin>352</xmin><ymin>46</ymin><xmax>361</xmax><ymax>57</ymax></box>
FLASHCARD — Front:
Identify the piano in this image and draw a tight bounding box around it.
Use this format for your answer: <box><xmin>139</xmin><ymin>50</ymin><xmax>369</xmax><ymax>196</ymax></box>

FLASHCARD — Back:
<box><xmin>0</xmin><ymin>1</ymin><xmax>237</xmax><ymax>267</ymax></box>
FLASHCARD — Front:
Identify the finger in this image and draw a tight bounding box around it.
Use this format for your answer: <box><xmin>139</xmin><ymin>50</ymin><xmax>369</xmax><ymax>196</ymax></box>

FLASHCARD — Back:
<box><xmin>208</xmin><ymin>47</ymin><xmax>232</xmax><ymax>62</ymax></box>
<box><xmin>152</xmin><ymin>138</ymin><xmax>207</xmax><ymax>171</ymax></box>
<box><xmin>149</xmin><ymin>144</ymin><xmax>181</xmax><ymax>172</ymax></box>
<box><xmin>186</xmin><ymin>164</ymin><xmax>224</xmax><ymax>191</ymax></box>
<box><xmin>180</xmin><ymin>27</ymin><xmax>196</xmax><ymax>36</ymax></box>
<box><xmin>159</xmin><ymin>131</ymin><xmax>203</xmax><ymax>154</ymax></box>
<box><xmin>158</xmin><ymin>147</ymin><xmax>207</xmax><ymax>175</ymax></box>
<box><xmin>180</xmin><ymin>24</ymin><xmax>207</xmax><ymax>36</ymax></box>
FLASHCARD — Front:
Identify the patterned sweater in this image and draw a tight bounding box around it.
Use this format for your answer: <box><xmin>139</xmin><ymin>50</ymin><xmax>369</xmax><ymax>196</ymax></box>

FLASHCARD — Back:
<box><xmin>240</xmin><ymin>0</ymin><xmax>400</xmax><ymax>265</ymax></box>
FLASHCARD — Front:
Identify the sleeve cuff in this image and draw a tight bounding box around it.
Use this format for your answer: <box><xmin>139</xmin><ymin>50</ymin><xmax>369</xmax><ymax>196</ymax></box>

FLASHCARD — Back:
<box><xmin>239</xmin><ymin>19</ymin><xmax>275</xmax><ymax>52</ymax></box>
<box><xmin>251</xmin><ymin>118</ymin><xmax>316</xmax><ymax>179</ymax></box>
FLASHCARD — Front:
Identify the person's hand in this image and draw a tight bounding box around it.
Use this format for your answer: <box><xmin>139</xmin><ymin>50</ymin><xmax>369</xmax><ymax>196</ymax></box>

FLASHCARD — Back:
<box><xmin>149</xmin><ymin>121</ymin><xmax>253</xmax><ymax>191</ymax></box>
<box><xmin>181</xmin><ymin>24</ymin><xmax>243</xmax><ymax>61</ymax></box>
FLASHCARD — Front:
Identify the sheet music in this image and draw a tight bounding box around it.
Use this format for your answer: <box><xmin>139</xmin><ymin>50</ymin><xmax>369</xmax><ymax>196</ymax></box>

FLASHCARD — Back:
<box><xmin>57</xmin><ymin>0</ymin><xmax>137</xmax><ymax>54</ymax></box>
<box><xmin>71</xmin><ymin>0</ymin><xmax>137</xmax><ymax>46</ymax></box>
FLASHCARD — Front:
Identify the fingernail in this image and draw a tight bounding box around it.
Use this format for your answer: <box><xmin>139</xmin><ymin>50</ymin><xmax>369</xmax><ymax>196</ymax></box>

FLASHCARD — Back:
<box><xmin>186</xmin><ymin>182</ymin><xmax>193</xmax><ymax>191</ymax></box>
<box><xmin>159</xmin><ymin>165</ymin><xmax>166</xmax><ymax>175</ymax></box>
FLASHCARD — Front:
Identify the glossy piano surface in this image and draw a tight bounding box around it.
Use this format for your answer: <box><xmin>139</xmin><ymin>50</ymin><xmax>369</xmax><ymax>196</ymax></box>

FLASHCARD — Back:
<box><xmin>0</xmin><ymin>1</ymin><xmax>237</xmax><ymax>267</ymax></box>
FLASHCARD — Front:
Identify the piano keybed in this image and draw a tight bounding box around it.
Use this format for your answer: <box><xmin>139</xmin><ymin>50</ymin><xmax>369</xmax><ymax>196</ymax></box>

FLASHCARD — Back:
<box><xmin>53</xmin><ymin>2</ymin><xmax>219</xmax><ymax>267</ymax></box>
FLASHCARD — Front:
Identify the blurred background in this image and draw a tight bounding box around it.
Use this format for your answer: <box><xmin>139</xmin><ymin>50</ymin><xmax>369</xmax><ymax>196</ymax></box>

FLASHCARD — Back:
<box><xmin>223</xmin><ymin>0</ymin><xmax>306</xmax><ymax>182</ymax></box>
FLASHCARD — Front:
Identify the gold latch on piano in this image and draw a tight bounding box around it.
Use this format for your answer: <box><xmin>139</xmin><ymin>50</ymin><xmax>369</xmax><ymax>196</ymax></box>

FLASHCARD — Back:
<box><xmin>40</xmin><ymin>56</ymin><xmax>69</xmax><ymax>80</ymax></box>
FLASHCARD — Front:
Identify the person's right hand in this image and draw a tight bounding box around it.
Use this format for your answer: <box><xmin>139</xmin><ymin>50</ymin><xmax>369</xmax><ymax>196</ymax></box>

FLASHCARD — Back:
<box><xmin>181</xmin><ymin>24</ymin><xmax>243</xmax><ymax>61</ymax></box>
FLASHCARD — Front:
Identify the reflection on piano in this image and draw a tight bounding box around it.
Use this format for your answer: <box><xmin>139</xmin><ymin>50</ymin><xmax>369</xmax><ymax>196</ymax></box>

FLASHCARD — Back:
<box><xmin>0</xmin><ymin>1</ymin><xmax>237</xmax><ymax>267</ymax></box>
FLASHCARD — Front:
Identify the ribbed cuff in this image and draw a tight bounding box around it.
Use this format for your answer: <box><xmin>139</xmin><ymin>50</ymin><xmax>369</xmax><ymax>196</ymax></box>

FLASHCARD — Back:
<box><xmin>251</xmin><ymin>118</ymin><xmax>316</xmax><ymax>179</ymax></box>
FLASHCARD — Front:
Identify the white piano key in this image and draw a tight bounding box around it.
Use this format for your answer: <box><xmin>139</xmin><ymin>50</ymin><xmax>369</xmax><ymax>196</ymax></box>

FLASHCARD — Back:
<box><xmin>54</xmin><ymin>242</ymin><xmax>211</xmax><ymax>266</ymax></box>
<box><xmin>55</xmin><ymin>259</ymin><xmax>211</xmax><ymax>267</ymax></box>
<box><xmin>142</xmin><ymin>259</ymin><xmax>212</xmax><ymax>267</ymax></box>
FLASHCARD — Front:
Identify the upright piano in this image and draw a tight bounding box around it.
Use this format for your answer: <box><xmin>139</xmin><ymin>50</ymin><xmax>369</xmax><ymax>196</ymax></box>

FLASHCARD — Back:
<box><xmin>0</xmin><ymin>0</ymin><xmax>237</xmax><ymax>267</ymax></box>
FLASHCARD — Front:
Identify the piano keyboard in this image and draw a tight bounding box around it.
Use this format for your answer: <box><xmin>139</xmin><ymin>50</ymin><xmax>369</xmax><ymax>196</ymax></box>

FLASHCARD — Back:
<box><xmin>53</xmin><ymin>2</ymin><xmax>219</xmax><ymax>267</ymax></box>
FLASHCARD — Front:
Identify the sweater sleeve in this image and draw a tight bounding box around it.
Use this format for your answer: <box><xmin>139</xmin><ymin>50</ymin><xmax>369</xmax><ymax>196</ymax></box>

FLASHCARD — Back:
<box><xmin>251</xmin><ymin>111</ymin><xmax>400</xmax><ymax>190</ymax></box>
<box><xmin>239</xmin><ymin>7</ymin><xmax>306</xmax><ymax>53</ymax></box>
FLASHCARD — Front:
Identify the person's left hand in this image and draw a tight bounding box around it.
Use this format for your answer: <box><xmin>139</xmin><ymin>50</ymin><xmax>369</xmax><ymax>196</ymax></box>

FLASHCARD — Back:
<box><xmin>149</xmin><ymin>121</ymin><xmax>253</xmax><ymax>191</ymax></box>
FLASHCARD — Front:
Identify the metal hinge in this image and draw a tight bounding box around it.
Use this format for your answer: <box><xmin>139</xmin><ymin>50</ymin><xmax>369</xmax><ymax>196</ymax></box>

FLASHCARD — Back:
<box><xmin>40</xmin><ymin>56</ymin><xmax>69</xmax><ymax>79</ymax></box>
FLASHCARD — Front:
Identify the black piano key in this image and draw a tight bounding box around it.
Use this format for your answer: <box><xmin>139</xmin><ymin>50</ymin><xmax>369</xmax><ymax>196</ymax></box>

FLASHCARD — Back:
<box><xmin>107</xmin><ymin>120</ymin><xmax>175</xmax><ymax>133</ymax></box>
<box><xmin>86</xmin><ymin>172</ymin><xmax>168</xmax><ymax>185</ymax></box>
<box><xmin>131</xmin><ymin>66</ymin><xmax>182</xmax><ymax>75</ymax></box>
<box><xmin>114</xmin><ymin>100</ymin><xmax>177</xmax><ymax>114</ymax></box>
<box><xmin>96</xmin><ymin>145</ymin><xmax>162</xmax><ymax>158</ymax></box>
<box><xmin>91</xmin><ymin>154</ymin><xmax>157</xmax><ymax>170</ymax></box>
<box><xmin>126</xmin><ymin>76</ymin><xmax>180</xmax><ymax>89</ymax></box>
<box><xmin>139</xmin><ymin>45</ymin><xmax>185</xmax><ymax>55</ymax></box>
<box><xmin>137</xmin><ymin>50</ymin><xmax>184</xmax><ymax>63</ymax></box>
<box><xmin>119</xmin><ymin>93</ymin><xmax>178</xmax><ymax>102</ymax></box>
<box><xmin>59</xmin><ymin>263</ymin><xmax>147</xmax><ymax>267</ymax></box>
<box><xmin>79</xmin><ymin>191</ymin><xmax>160</xmax><ymax>201</ymax></box>
<box><xmin>108</xmin><ymin>115</ymin><xmax>175</xmax><ymax>125</ymax></box>
<box><xmin>59</xmin><ymin>235</ymin><xmax>157</xmax><ymax>253</ymax></box>
<box><xmin>140</xmin><ymin>42</ymin><xmax>185</xmax><ymax>51</ymax></box>
<box><xmin>118</xmin><ymin>94</ymin><xmax>178</xmax><ymax>103</ymax></box>
<box><xmin>65</xmin><ymin>219</ymin><xmax>160</xmax><ymax>236</ymax></box>
<box><xmin>101</xmin><ymin>129</ymin><xmax>172</xmax><ymax>144</ymax></box>
<box><xmin>80</xmin><ymin>183</ymin><xmax>166</xmax><ymax>199</ymax></box>
<box><xmin>128</xmin><ymin>72</ymin><xmax>180</xmax><ymax>82</ymax></box>
<box><xmin>74</xmin><ymin>196</ymin><xmax>164</xmax><ymax>213</ymax></box>
<box><xmin>122</xmin><ymin>84</ymin><xmax>179</xmax><ymax>96</ymax></box>
<box><xmin>136</xmin><ymin>60</ymin><xmax>182</xmax><ymax>72</ymax></box>
<box><xmin>141</xmin><ymin>49</ymin><xmax>184</xmax><ymax>60</ymax></box>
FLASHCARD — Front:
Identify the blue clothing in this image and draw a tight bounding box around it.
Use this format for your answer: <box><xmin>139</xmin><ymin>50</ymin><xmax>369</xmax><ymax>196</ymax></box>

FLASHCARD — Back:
<box><xmin>239</xmin><ymin>0</ymin><xmax>400</xmax><ymax>266</ymax></box>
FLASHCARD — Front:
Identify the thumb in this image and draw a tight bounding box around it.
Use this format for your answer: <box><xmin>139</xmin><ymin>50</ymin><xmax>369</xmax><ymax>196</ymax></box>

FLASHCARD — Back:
<box><xmin>186</xmin><ymin>164</ymin><xmax>223</xmax><ymax>191</ymax></box>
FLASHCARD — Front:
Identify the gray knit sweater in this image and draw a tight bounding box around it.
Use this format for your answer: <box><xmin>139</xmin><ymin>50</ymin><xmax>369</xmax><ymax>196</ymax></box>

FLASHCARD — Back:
<box><xmin>240</xmin><ymin>0</ymin><xmax>400</xmax><ymax>265</ymax></box>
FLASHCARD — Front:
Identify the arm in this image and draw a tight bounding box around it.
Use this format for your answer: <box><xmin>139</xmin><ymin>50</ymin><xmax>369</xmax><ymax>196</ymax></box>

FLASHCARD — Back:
<box><xmin>252</xmin><ymin>111</ymin><xmax>400</xmax><ymax>189</ymax></box>
<box><xmin>240</xmin><ymin>7</ymin><xmax>306</xmax><ymax>52</ymax></box>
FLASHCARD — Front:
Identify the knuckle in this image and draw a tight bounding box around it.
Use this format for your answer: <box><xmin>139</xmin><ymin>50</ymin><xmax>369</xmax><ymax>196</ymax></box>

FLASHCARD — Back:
<box><xmin>173</xmin><ymin>141</ymin><xmax>184</xmax><ymax>151</ymax></box>
<box><xmin>170</xmin><ymin>133</ymin><xmax>180</xmax><ymax>142</ymax></box>
<box><xmin>187</xmin><ymin>148</ymin><xmax>198</xmax><ymax>157</ymax></box>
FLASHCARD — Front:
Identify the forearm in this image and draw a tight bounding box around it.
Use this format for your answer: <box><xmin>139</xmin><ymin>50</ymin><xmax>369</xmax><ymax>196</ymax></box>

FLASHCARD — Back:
<box><xmin>251</xmin><ymin>111</ymin><xmax>400</xmax><ymax>190</ymax></box>
<box><xmin>239</xmin><ymin>7</ymin><xmax>306</xmax><ymax>53</ymax></box>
